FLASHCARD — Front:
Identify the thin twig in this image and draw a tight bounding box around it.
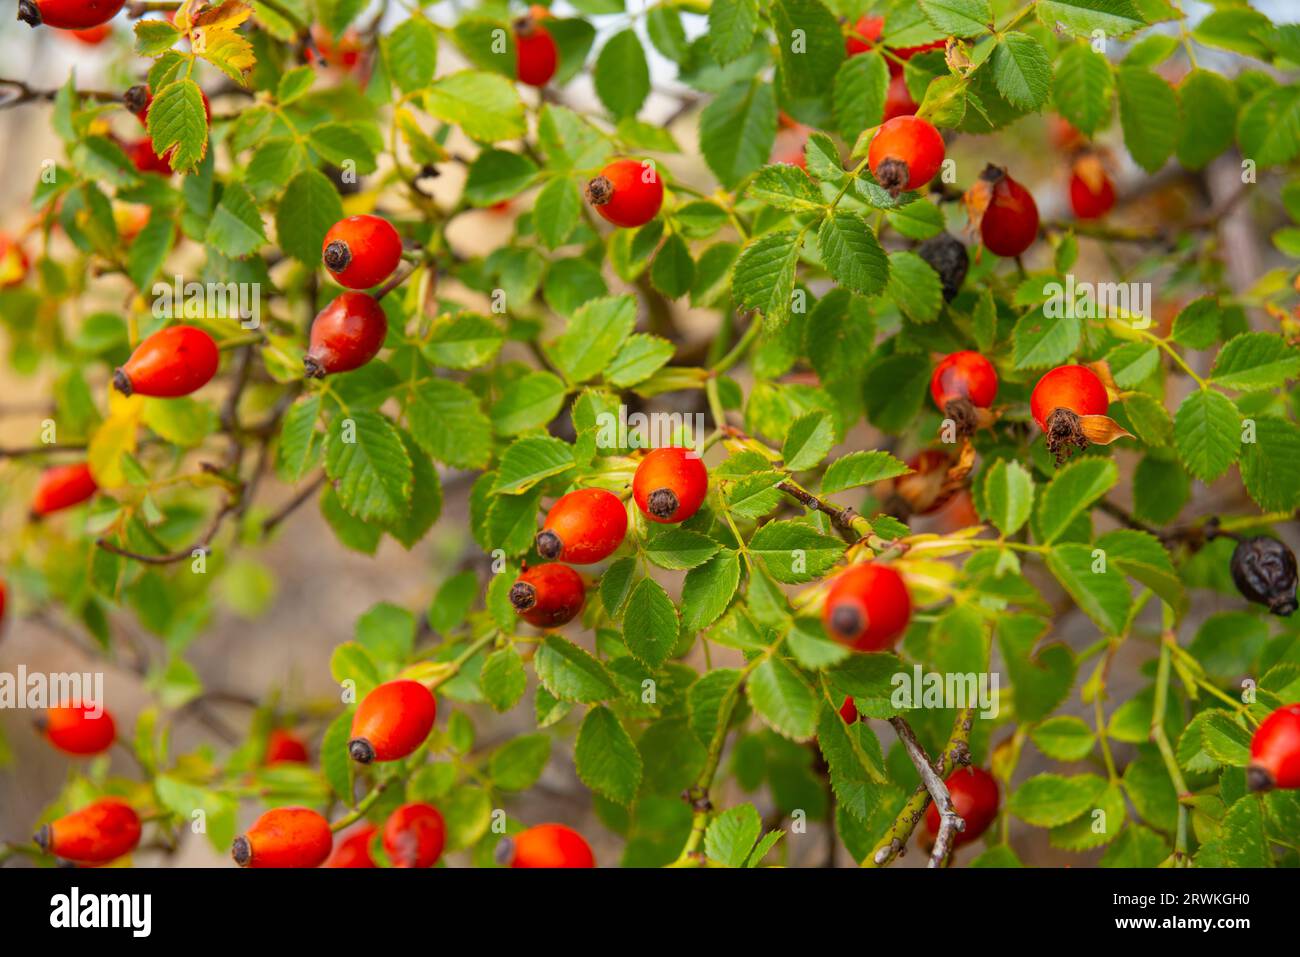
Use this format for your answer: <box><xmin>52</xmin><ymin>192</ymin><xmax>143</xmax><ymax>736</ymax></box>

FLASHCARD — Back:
<box><xmin>888</xmin><ymin>716</ymin><xmax>965</xmax><ymax>868</ymax></box>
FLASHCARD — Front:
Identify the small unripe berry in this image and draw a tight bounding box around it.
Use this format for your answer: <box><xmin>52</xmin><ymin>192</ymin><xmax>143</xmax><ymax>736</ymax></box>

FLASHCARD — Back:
<box><xmin>113</xmin><ymin>325</ymin><xmax>219</xmax><ymax>398</ymax></box>
<box><xmin>867</xmin><ymin>116</ymin><xmax>944</xmax><ymax>196</ymax></box>
<box><xmin>231</xmin><ymin>806</ymin><xmax>332</xmax><ymax>868</ymax></box>
<box><xmin>0</xmin><ymin>232</ymin><xmax>31</xmax><ymax>288</ymax></box>
<box><xmin>383</xmin><ymin>802</ymin><xmax>446</xmax><ymax>868</ymax></box>
<box><xmin>923</xmin><ymin>766</ymin><xmax>999</xmax><ymax>848</ymax></box>
<box><xmin>1248</xmin><ymin>703</ymin><xmax>1300</xmax><ymax>791</ymax></box>
<box><xmin>348</xmin><ymin>679</ymin><xmax>437</xmax><ymax>764</ymax></box>
<box><xmin>17</xmin><ymin>0</ymin><xmax>125</xmax><ymax>30</ymax></box>
<box><xmin>633</xmin><ymin>447</ymin><xmax>708</xmax><ymax>524</ymax></box>
<box><xmin>514</xmin><ymin>11</ymin><xmax>558</xmax><ymax>87</ymax></box>
<box><xmin>972</xmin><ymin>165</ymin><xmax>1039</xmax><ymax>258</ymax></box>
<box><xmin>304</xmin><ymin>292</ymin><xmax>388</xmax><ymax>378</ymax></box>
<box><xmin>264</xmin><ymin>728</ymin><xmax>310</xmax><ymax>765</ymax></box>
<box><xmin>930</xmin><ymin>350</ymin><xmax>997</xmax><ymax>419</ymax></box>
<box><xmin>32</xmin><ymin>462</ymin><xmax>98</xmax><ymax>516</ymax></box>
<box><xmin>511</xmin><ymin>563</ymin><xmax>586</xmax><ymax>628</ymax></box>
<box><xmin>536</xmin><ymin>487</ymin><xmax>628</xmax><ymax>564</ymax></box>
<box><xmin>822</xmin><ymin>562</ymin><xmax>912</xmax><ymax>652</ymax></box>
<box><xmin>1230</xmin><ymin>537</ymin><xmax>1297</xmax><ymax>617</ymax></box>
<box><xmin>323</xmin><ymin>823</ymin><xmax>378</xmax><ymax>867</ymax></box>
<box><xmin>41</xmin><ymin>702</ymin><xmax>116</xmax><ymax>756</ymax></box>
<box><xmin>585</xmin><ymin>159</ymin><xmax>663</xmax><ymax>229</ymax></box>
<box><xmin>499</xmin><ymin>823</ymin><xmax>595</xmax><ymax>868</ymax></box>
<box><xmin>321</xmin><ymin>214</ymin><xmax>403</xmax><ymax>290</ymax></box>
<box><xmin>35</xmin><ymin>798</ymin><xmax>141</xmax><ymax>864</ymax></box>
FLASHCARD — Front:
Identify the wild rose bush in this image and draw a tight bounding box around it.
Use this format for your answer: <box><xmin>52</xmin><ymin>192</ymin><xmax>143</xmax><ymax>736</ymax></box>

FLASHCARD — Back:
<box><xmin>1</xmin><ymin>0</ymin><xmax>1299</xmax><ymax>869</ymax></box>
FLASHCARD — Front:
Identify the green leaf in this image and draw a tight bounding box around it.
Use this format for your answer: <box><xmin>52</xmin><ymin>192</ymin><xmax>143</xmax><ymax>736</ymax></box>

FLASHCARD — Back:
<box><xmin>644</xmin><ymin>529</ymin><xmax>720</xmax><ymax>571</ymax></box>
<box><xmin>1049</xmin><ymin>782</ymin><xmax>1125</xmax><ymax>851</ymax></box>
<box><xmin>407</xmin><ymin>378</ymin><xmax>493</xmax><ymax>469</ymax></box>
<box><xmin>147</xmin><ymin>78</ymin><xmax>207</xmax><ymax>172</ymax></box>
<box><xmin>746</xmin><ymin>657</ymin><xmax>819</xmax><ymax>741</ymax></box>
<box><xmin>833</xmin><ymin>52</ymin><xmax>889</xmax><ymax>141</ymax></box>
<box><xmin>547</xmin><ymin>295</ymin><xmax>638</xmax><ymax>384</ymax></box>
<box><xmin>732</xmin><ymin>230</ymin><xmax>799</xmax><ymax>321</ymax></box>
<box><xmin>1173</xmin><ymin>388</ymin><xmax>1241</xmax><ymax>483</ymax></box>
<box><xmin>705</xmin><ymin>804</ymin><xmax>764</xmax><ymax>866</ymax></box>
<box><xmin>1030</xmin><ymin>715</ymin><xmax>1096</xmax><ymax>761</ymax></box>
<box><xmin>992</xmin><ymin>33</ymin><xmax>1052</xmax><ymax>111</ymax></box>
<box><xmin>885</xmin><ymin>250</ymin><xmax>942</xmax><ymax>323</ymax></box>
<box><xmin>383</xmin><ymin>435</ymin><xmax>441</xmax><ymax>548</ymax></box>
<box><xmin>682</xmin><ymin>549</ymin><xmax>742</xmax><ymax>632</ymax></box>
<box><xmin>748</xmin><ymin>520</ymin><xmax>845</xmax><ymax>584</ymax></box>
<box><xmin>1175</xmin><ymin>70</ymin><xmax>1237</xmax><ymax>170</ymax></box>
<box><xmin>600</xmin><ymin>557</ymin><xmax>639</xmax><ymax>618</ymax></box>
<box><xmin>594</xmin><ymin>29</ymin><xmax>650</xmax><ymax>119</ymax></box>
<box><xmin>426</xmin><ymin>71</ymin><xmax>526</xmax><ymax>142</ymax></box>
<box><xmin>1238</xmin><ymin>85</ymin><xmax>1300</xmax><ymax>168</ymax></box>
<box><xmin>709</xmin><ymin>0</ymin><xmax>760</xmax><ymax>64</ymax></box>
<box><xmin>606</xmin><ymin>334</ymin><xmax>675</xmax><ymax>388</ymax></box>
<box><xmin>1096</xmin><ymin>529</ymin><xmax>1186</xmax><ymax>617</ymax></box>
<box><xmin>821</xmin><ymin>450</ymin><xmax>910</xmax><ymax>493</ymax></box>
<box><xmin>772</xmin><ymin>0</ymin><xmax>844</xmax><ymax>100</ymax></box>
<box><xmin>651</xmin><ymin>234</ymin><xmax>695</xmax><ymax>299</ymax></box>
<box><xmin>1199</xmin><ymin>711</ymin><xmax>1252</xmax><ymax>767</ymax></box>
<box><xmin>749</xmin><ymin>164</ymin><xmax>824</xmax><ymax>213</ymax></box>
<box><xmin>575</xmin><ymin>706</ymin><xmax>643</xmax><ymax>806</ymax></box>
<box><xmin>699</xmin><ymin>79</ymin><xmax>777</xmax><ymax>189</ymax></box>
<box><xmin>127</xmin><ymin>213</ymin><xmax>176</xmax><ymax>291</ymax></box>
<box><xmin>1241</xmin><ymin>416</ymin><xmax>1300</xmax><ymax>511</ymax></box>
<box><xmin>1046</xmin><ymin>543</ymin><xmax>1132</xmax><ymax>634</ymax></box>
<box><xmin>1035</xmin><ymin>0</ymin><xmax>1144</xmax><ymax>38</ymax></box>
<box><xmin>982</xmin><ymin>459</ymin><xmax>1034</xmax><ymax>536</ymax></box>
<box><xmin>484</xmin><ymin>487</ymin><xmax>544</xmax><ymax>555</ymax></box>
<box><xmin>919</xmin><ymin>0</ymin><xmax>992</xmax><ymax>36</ymax></box>
<box><xmin>1195</xmin><ymin>795</ymin><xmax>1270</xmax><ymax>867</ymax></box>
<box><xmin>324</xmin><ymin>410</ymin><xmax>413</xmax><ymax>524</ymax></box>
<box><xmin>308</xmin><ymin>123</ymin><xmax>378</xmax><ymax>175</ymax></box>
<box><xmin>1036</xmin><ymin>456</ymin><xmax>1117</xmax><ymax>544</ymax></box>
<box><xmin>424</xmin><ymin>313</ymin><xmax>503</xmax><ymax>370</ymax></box>
<box><xmin>355</xmin><ymin>602</ymin><xmax>416</xmax><ymax>664</ymax></box>
<box><xmin>1008</xmin><ymin>772</ymin><xmax>1108</xmax><ymax>827</ymax></box>
<box><xmin>384</xmin><ymin>16</ymin><xmax>437</xmax><ymax>94</ymax></box>
<box><xmin>623</xmin><ymin>578</ymin><xmax>680</xmax><ymax>669</ymax></box>
<box><xmin>491</xmin><ymin>435</ymin><xmax>575</xmax><ymax>495</ymax></box>
<box><xmin>276</xmin><ymin>66</ymin><xmax>315</xmax><ymax>105</ymax></box>
<box><xmin>534</xmin><ymin>177</ymin><xmax>581</xmax><ymax>250</ymax></box>
<box><xmin>464</xmin><ymin>149</ymin><xmax>539</xmax><ymax>206</ymax></box>
<box><xmin>782</xmin><ymin>411</ymin><xmax>836</xmax><ymax>471</ymax></box>
<box><xmin>135</xmin><ymin>19</ymin><xmax>182</xmax><ymax>56</ymax></box>
<box><xmin>205</xmin><ymin>182</ymin><xmax>265</xmax><ymax>258</ymax></box>
<box><xmin>1116</xmin><ymin>67</ymin><xmax>1180</xmax><ymax>173</ymax></box>
<box><xmin>489</xmin><ymin>734</ymin><xmax>550</xmax><ymax>790</ymax></box>
<box><xmin>534</xmin><ymin>635</ymin><xmax>620</xmax><ymax>703</ymax></box>
<box><xmin>320</xmin><ymin>709</ymin><xmax>355</xmax><ymax>803</ymax></box>
<box><xmin>1210</xmin><ymin>332</ymin><xmax>1300</xmax><ymax>391</ymax></box>
<box><xmin>491</xmin><ymin>371</ymin><xmax>567</xmax><ymax>436</ymax></box>
<box><xmin>330</xmin><ymin>641</ymin><xmax>381</xmax><ymax>699</ymax></box>
<box><xmin>1012</xmin><ymin>307</ymin><xmax>1080</xmax><ymax>370</ymax></box>
<box><xmin>275</xmin><ymin>168</ymin><xmax>343</xmax><ymax>265</ymax></box>
<box><xmin>1052</xmin><ymin>43</ymin><xmax>1114</xmax><ymax>137</ymax></box>
<box><xmin>997</xmin><ymin>614</ymin><xmax>1075</xmax><ymax>722</ymax></box>
<box><xmin>1170</xmin><ymin>296</ymin><xmax>1219</xmax><ymax>349</ymax></box>
<box><xmin>819</xmin><ymin>213</ymin><xmax>890</xmax><ymax>297</ymax></box>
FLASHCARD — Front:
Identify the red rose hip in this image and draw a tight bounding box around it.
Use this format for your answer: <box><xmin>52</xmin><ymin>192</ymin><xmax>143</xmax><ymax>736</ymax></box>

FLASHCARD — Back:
<box><xmin>348</xmin><ymin>679</ymin><xmax>437</xmax><ymax>764</ymax></box>
<box><xmin>323</xmin><ymin>823</ymin><xmax>378</xmax><ymax>867</ymax></box>
<box><xmin>383</xmin><ymin>802</ymin><xmax>446</xmax><ymax>867</ymax></box>
<box><xmin>924</xmin><ymin>766</ymin><xmax>999</xmax><ymax>848</ymax></box>
<box><xmin>1069</xmin><ymin>158</ymin><xmax>1116</xmax><ymax>220</ymax></box>
<box><xmin>231</xmin><ymin>807</ymin><xmax>332</xmax><ymax>868</ymax></box>
<box><xmin>511</xmin><ymin>563</ymin><xmax>585</xmax><ymax>628</ymax></box>
<box><xmin>32</xmin><ymin>463</ymin><xmax>98</xmax><ymax>516</ymax></box>
<box><xmin>17</xmin><ymin>0</ymin><xmax>125</xmax><ymax>29</ymax></box>
<box><xmin>1030</xmin><ymin>364</ymin><xmax>1109</xmax><ymax>430</ymax></box>
<box><xmin>585</xmin><ymin>159</ymin><xmax>663</xmax><ymax>229</ymax></box>
<box><xmin>515</xmin><ymin>10</ymin><xmax>558</xmax><ymax>87</ymax></box>
<box><xmin>868</xmin><ymin>116</ymin><xmax>944</xmax><ymax>196</ymax></box>
<box><xmin>36</xmin><ymin>798</ymin><xmax>141</xmax><ymax>864</ymax></box>
<box><xmin>633</xmin><ymin>447</ymin><xmax>708</xmax><ymax>524</ymax></box>
<box><xmin>822</xmin><ymin>562</ymin><xmax>912</xmax><ymax>652</ymax></box>
<box><xmin>1248</xmin><ymin>703</ymin><xmax>1300</xmax><ymax>791</ymax></box>
<box><xmin>501</xmin><ymin>823</ymin><xmax>595</xmax><ymax>868</ymax></box>
<box><xmin>113</xmin><ymin>325</ymin><xmax>219</xmax><ymax>398</ymax></box>
<box><xmin>41</xmin><ymin>702</ymin><xmax>116</xmax><ymax>756</ymax></box>
<box><xmin>264</xmin><ymin>729</ymin><xmax>309</xmax><ymax>765</ymax></box>
<box><xmin>322</xmin><ymin>214</ymin><xmax>403</xmax><ymax>290</ymax></box>
<box><xmin>536</xmin><ymin>487</ymin><xmax>627</xmax><ymax>564</ymax></box>
<box><xmin>972</xmin><ymin>165</ymin><xmax>1039</xmax><ymax>258</ymax></box>
<box><xmin>304</xmin><ymin>292</ymin><xmax>388</xmax><ymax>377</ymax></box>
<box><xmin>930</xmin><ymin>351</ymin><xmax>998</xmax><ymax>413</ymax></box>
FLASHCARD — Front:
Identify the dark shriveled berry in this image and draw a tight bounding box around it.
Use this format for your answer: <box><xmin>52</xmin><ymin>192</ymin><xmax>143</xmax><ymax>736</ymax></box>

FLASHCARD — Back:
<box><xmin>917</xmin><ymin>233</ymin><xmax>968</xmax><ymax>302</ymax></box>
<box><xmin>1231</xmin><ymin>537</ymin><xmax>1298</xmax><ymax>617</ymax></box>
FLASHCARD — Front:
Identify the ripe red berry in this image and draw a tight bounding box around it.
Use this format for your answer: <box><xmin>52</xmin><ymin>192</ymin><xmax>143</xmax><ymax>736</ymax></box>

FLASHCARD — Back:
<box><xmin>322</xmin><ymin>214</ymin><xmax>403</xmax><ymax>290</ymax></box>
<box><xmin>348</xmin><ymin>679</ymin><xmax>437</xmax><ymax>764</ymax></box>
<box><xmin>304</xmin><ymin>292</ymin><xmax>388</xmax><ymax>378</ymax></box>
<box><xmin>930</xmin><ymin>350</ymin><xmax>998</xmax><ymax>415</ymax></box>
<box><xmin>113</xmin><ymin>324</ymin><xmax>219</xmax><ymax>398</ymax></box>
<box><xmin>883</xmin><ymin>71</ymin><xmax>918</xmax><ymax>121</ymax></box>
<box><xmin>0</xmin><ymin>233</ymin><xmax>30</xmax><ymax>288</ymax></box>
<box><xmin>32</xmin><ymin>462</ymin><xmax>98</xmax><ymax>516</ymax></box>
<box><xmin>822</xmin><ymin>562</ymin><xmax>912</xmax><ymax>652</ymax></box>
<box><xmin>17</xmin><ymin>0</ymin><xmax>124</xmax><ymax>29</ymax></box>
<box><xmin>1248</xmin><ymin>703</ymin><xmax>1300</xmax><ymax>791</ymax></box>
<box><xmin>323</xmin><ymin>823</ymin><xmax>378</xmax><ymax>867</ymax></box>
<box><xmin>633</xmin><ymin>447</ymin><xmax>708</xmax><ymax>524</ymax></box>
<box><xmin>1069</xmin><ymin>159</ymin><xmax>1116</xmax><ymax>220</ymax></box>
<box><xmin>35</xmin><ymin>798</ymin><xmax>141</xmax><ymax>864</ymax></box>
<box><xmin>383</xmin><ymin>802</ymin><xmax>446</xmax><ymax>868</ymax></box>
<box><xmin>41</xmin><ymin>702</ymin><xmax>116</xmax><ymax>756</ymax></box>
<box><xmin>265</xmin><ymin>729</ymin><xmax>309</xmax><ymax>765</ymax></box>
<box><xmin>924</xmin><ymin>766</ymin><xmax>999</xmax><ymax>848</ymax></box>
<box><xmin>868</xmin><ymin>116</ymin><xmax>945</xmax><ymax>196</ymax></box>
<box><xmin>511</xmin><ymin>562</ymin><xmax>585</xmax><ymax>628</ymax></box>
<box><xmin>585</xmin><ymin>158</ymin><xmax>663</xmax><ymax>229</ymax></box>
<box><xmin>68</xmin><ymin>23</ymin><xmax>111</xmax><ymax>44</ymax></box>
<box><xmin>973</xmin><ymin>165</ymin><xmax>1039</xmax><ymax>258</ymax></box>
<box><xmin>515</xmin><ymin>11</ymin><xmax>558</xmax><ymax>87</ymax></box>
<box><xmin>1029</xmin><ymin>364</ymin><xmax>1109</xmax><ymax>430</ymax></box>
<box><xmin>536</xmin><ymin>487</ymin><xmax>628</xmax><ymax>564</ymax></box>
<box><xmin>844</xmin><ymin>14</ymin><xmax>883</xmax><ymax>56</ymax></box>
<box><xmin>839</xmin><ymin>696</ymin><xmax>859</xmax><ymax>723</ymax></box>
<box><xmin>231</xmin><ymin>806</ymin><xmax>332</xmax><ymax>868</ymax></box>
<box><xmin>125</xmin><ymin>136</ymin><xmax>172</xmax><ymax>175</ymax></box>
<box><xmin>308</xmin><ymin>24</ymin><xmax>363</xmax><ymax>71</ymax></box>
<box><xmin>502</xmin><ymin>823</ymin><xmax>595</xmax><ymax>868</ymax></box>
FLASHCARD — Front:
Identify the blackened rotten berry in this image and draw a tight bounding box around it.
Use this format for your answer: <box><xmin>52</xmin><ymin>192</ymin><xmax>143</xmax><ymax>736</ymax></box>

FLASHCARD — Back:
<box><xmin>1230</xmin><ymin>536</ymin><xmax>1298</xmax><ymax>617</ymax></box>
<box><xmin>917</xmin><ymin>233</ymin><xmax>968</xmax><ymax>302</ymax></box>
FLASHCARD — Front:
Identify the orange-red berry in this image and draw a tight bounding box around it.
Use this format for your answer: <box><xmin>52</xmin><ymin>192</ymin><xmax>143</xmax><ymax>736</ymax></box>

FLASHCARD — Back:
<box><xmin>264</xmin><ymin>729</ymin><xmax>309</xmax><ymax>765</ymax></box>
<box><xmin>17</xmin><ymin>0</ymin><xmax>124</xmax><ymax>29</ymax></box>
<box><xmin>42</xmin><ymin>702</ymin><xmax>116</xmax><ymax>756</ymax></box>
<box><xmin>1029</xmin><ymin>364</ymin><xmax>1108</xmax><ymax>431</ymax></box>
<box><xmin>975</xmin><ymin>165</ymin><xmax>1039</xmax><ymax>258</ymax></box>
<box><xmin>502</xmin><ymin>823</ymin><xmax>595</xmax><ymax>868</ymax></box>
<box><xmin>383</xmin><ymin>802</ymin><xmax>446</xmax><ymax>867</ymax></box>
<box><xmin>536</xmin><ymin>487</ymin><xmax>627</xmax><ymax>564</ymax></box>
<box><xmin>323</xmin><ymin>823</ymin><xmax>378</xmax><ymax>867</ymax></box>
<box><xmin>113</xmin><ymin>325</ymin><xmax>219</xmax><ymax>398</ymax></box>
<box><xmin>924</xmin><ymin>766</ymin><xmax>999</xmax><ymax>848</ymax></box>
<box><xmin>515</xmin><ymin>12</ymin><xmax>558</xmax><ymax>87</ymax></box>
<box><xmin>231</xmin><ymin>806</ymin><xmax>332</xmax><ymax>868</ymax></box>
<box><xmin>1248</xmin><ymin>703</ymin><xmax>1300</xmax><ymax>791</ymax></box>
<box><xmin>839</xmin><ymin>696</ymin><xmax>859</xmax><ymax>723</ymax></box>
<box><xmin>36</xmin><ymin>798</ymin><xmax>141</xmax><ymax>864</ymax></box>
<box><xmin>585</xmin><ymin>158</ymin><xmax>663</xmax><ymax>229</ymax></box>
<box><xmin>125</xmin><ymin>136</ymin><xmax>171</xmax><ymax>175</ymax></box>
<box><xmin>348</xmin><ymin>679</ymin><xmax>437</xmax><ymax>764</ymax></box>
<box><xmin>868</xmin><ymin>116</ymin><xmax>945</xmax><ymax>196</ymax></box>
<box><xmin>822</xmin><ymin>562</ymin><xmax>912</xmax><ymax>652</ymax></box>
<box><xmin>32</xmin><ymin>463</ymin><xmax>98</xmax><ymax>516</ymax></box>
<box><xmin>1069</xmin><ymin>165</ymin><xmax>1116</xmax><ymax>220</ymax></box>
<box><xmin>883</xmin><ymin>72</ymin><xmax>918</xmax><ymax>121</ymax></box>
<box><xmin>510</xmin><ymin>562</ymin><xmax>586</xmax><ymax>628</ymax></box>
<box><xmin>930</xmin><ymin>351</ymin><xmax>998</xmax><ymax>413</ymax></box>
<box><xmin>633</xmin><ymin>447</ymin><xmax>708</xmax><ymax>524</ymax></box>
<box><xmin>322</xmin><ymin>215</ymin><xmax>403</xmax><ymax>290</ymax></box>
<box><xmin>304</xmin><ymin>292</ymin><xmax>388</xmax><ymax>378</ymax></box>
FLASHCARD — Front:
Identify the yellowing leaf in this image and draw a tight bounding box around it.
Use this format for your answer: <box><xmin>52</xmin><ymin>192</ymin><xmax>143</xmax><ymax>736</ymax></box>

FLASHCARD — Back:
<box><xmin>88</xmin><ymin>392</ymin><xmax>145</xmax><ymax>488</ymax></box>
<box><xmin>191</xmin><ymin>1</ymin><xmax>256</xmax><ymax>84</ymax></box>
